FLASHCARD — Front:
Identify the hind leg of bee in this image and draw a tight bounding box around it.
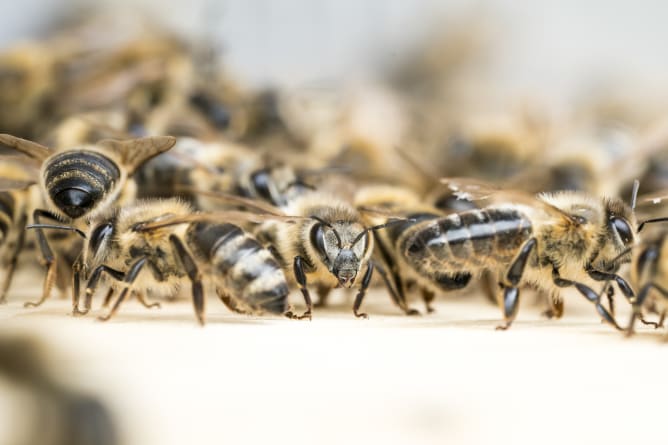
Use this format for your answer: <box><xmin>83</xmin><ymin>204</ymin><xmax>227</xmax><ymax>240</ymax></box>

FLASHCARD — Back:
<box><xmin>292</xmin><ymin>256</ymin><xmax>313</xmax><ymax>320</ymax></box>
<box><xmin>24</xmin><ymin>209</ymin><xmax>60</xmax><ymax>308</ymax></box>
<box><xmin>551</xmin><ymin>267</ymin><xmax>621</xmax><ymax>330</ymax></box>
<box><xmin>98</xmin><ymin>258</ymin><xmax>148</xmax><ymax>322</ymax></box>
<box><xmin>627</xmin><ymin>283</ymin><xmax>668</xmax><ymax>336</ymax></box>
<box><xmin>102</xmin><ymin>288</ymin><xmax>115</xmax><ymax>308</ymax></box>
<box><xmin>496</xmin><ymin>238</ymin><xmax>537</xmax><ymax>330</ymax></box>
<box><xmin>352</xmin><ymin>262</ymin><xmax>374</xmax><ymax>319</ymax></box>
<box><xmin>373</xmin><ymin>261</ymin><xmax>419</xmax><ymax>315</ymax></box>
<box><xmin>169</xmin><ymin>235</ymin><xmax>205</xmax><ymax>325</ymax></box>
<box><xmin>314</xmin><ymin>283</ymin><xmax>332</xmax><ymax>308</ymax></box>
<box><xmin>79</xmin><ymin>265</ymin><xmax>124</xmax><ymax>316</ymax></box>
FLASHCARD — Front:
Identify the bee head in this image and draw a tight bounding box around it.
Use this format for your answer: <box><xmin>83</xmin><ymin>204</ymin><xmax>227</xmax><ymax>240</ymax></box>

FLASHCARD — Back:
<box><xmin>589</xmin><ymin>196</ymin><xmax>637</xmax><ymax>273</ymax></box>
<box><xmin>309</xmin><ymin>217</ymin><xmax>369</xmax><ymax>288</ymax></box>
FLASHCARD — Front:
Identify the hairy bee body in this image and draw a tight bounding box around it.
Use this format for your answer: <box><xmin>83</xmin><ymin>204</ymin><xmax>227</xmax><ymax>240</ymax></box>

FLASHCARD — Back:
<box><xmin>81</xmin><ymin>199</ymin><xmax>290</xmax><ymax>322</ymax></box>
<box><xmin>398</xmin><ymin>191</ymin><xmax>637</xmax><ymax>328</ymax></box>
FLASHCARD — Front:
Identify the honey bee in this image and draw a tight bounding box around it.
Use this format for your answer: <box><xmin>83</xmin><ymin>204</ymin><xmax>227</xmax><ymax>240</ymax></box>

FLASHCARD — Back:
<box><xmin>69</xmin><ymin>199</ymin><xmax>306</xmax><ymax>324</ymax></box>
<box><xmin>0</xmin><ymin>133</ymin><xmax>176</xmax><ymax>306</ymax></box>
<box><xmin>395</xmin><ymin>179</ymin><xmax>640</xmax><ymax>329</ymax></box>
<box><xmin>136</xmin><ymin>137</ymin><xmax>317</xmax><ymax>208</ymax></box>
<box><xmin>250</xmin><ymin>190</ymin><xmax>402</xmax><ymax>319</ymax></box>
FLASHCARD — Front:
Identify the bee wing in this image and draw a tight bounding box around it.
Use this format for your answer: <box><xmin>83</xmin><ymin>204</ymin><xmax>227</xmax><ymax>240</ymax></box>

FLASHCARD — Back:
<box><xmin>135</xmin><ymin>211</ymin><xmax>307</xmax><ymax>232</ymax></box>
<box><xmin>440</xmin><ymin>177</ymin><xmax>579</xmax><ymax>223</ymax></box>
<box><xmin>0</xmin><ymin>134</ymin><xmax>52</xmax><ymax>161</ymax></box>
<box><xmin>0</xmin><ymin>178</ymin><xmax>36</xmax><ymax>191</ymax></box>
<box><xmin>97</xmin><ymin>136</ymin><xmax>177</xmax><ymax>173</ymax></box>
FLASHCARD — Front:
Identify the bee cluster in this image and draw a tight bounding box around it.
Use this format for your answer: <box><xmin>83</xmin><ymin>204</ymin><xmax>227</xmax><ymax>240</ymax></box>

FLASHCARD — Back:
<box><xmin>2</xmin><ymin>15</ymin><xmax>668</xmax><ymax>336</ymax></box>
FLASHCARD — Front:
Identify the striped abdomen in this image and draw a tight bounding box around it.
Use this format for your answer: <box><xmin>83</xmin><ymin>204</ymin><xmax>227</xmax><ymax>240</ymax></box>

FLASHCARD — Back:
<box><xmin>44</xmin><ymin>150</ymin><xmax>120</xmax><ymax>219</ymax></box>
<box><xmin>187</xmin><ymin>222</ymin><xmax>289</xmax><ymax>314</ymax></box>
<box><xmin>400</xmin><ymin>208</ymin><xmax>533</xmax><ymax>287</ymax></box>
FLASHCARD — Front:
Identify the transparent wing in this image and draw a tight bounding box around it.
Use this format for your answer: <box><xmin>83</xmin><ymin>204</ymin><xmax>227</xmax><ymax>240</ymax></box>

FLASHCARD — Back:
<box><xmin>134</xmin><ymin>211</ymin><xmax>307</xmax><ymax>232</ymax></box>
<box><xmin>97</xmin><ymin>136</ymin><xmax>177</xmax><ymax>172</ymax></box>
<box><xmin>0</xmin><ymin>134</ymin><xmax>52</xmax><ymax>161</ymax></box>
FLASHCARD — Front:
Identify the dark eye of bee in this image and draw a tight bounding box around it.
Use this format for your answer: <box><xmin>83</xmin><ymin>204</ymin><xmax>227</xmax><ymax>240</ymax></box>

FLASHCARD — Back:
<box><xmin>310</xmin><ymin>223</ymin><xmax>328</xmax><ymax>258</ymax></box>
<box><xmin>611</xmin><ymin>217</ymin><xmax>633</xmax><ymax>245</ymax></box>
<box><xmin>250</xmin><ymin>169</ymin><xmax>273</xmax><ymax>202</ymax></box>
<box><xmin>89</xmin><ymin>222</ymin><xmax>113</xmax><ymax>254</ymax></box>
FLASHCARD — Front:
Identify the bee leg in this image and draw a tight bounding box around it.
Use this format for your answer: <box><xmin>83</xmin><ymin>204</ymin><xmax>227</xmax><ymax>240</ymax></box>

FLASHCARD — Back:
<box><xmin>169</xmin><ymin>235</ymin><xmax>205</xmax><ymax>326</ymax></box>
<box><xmin>24</xmin><ymin>209</ymin><xmax>60</xmax><ymax>308</ymax></box>
<box><xmin>314</xmin><ymin>283</ymin><xmax>332</xmax><ymax>308</ymax></box>
<box><xmin>98</xmin><ymin>258</ymin><xmax>148</xmax><ymax>322</ymax></box>
<box><xmin>135</xmin><ymin>291</ymin><xmax>161</xmax><ymax>309</ymax></box>
<box><xmin>586</xmin><ymin>268</ymin><xmax>634</xmax><ymax>304</ymax></box>
<box><xmin>496</xmin><ymin>238</ymin><xmax>537</xmax><ymax>330</ymax></box>
<box><xmin>629</xmin><ymin>283</ymin><xmax>668</xmax><ymax>336</ymax></box>
<box><xmin>292</xmin><ymin>256</ymin><xmax>313</xmax><ymax>320</ymax></box>
<box><xmin>421</xmin><ymin>288</ymin><xmax>436</xmax><ymax>314</ymax></box>
<box><xmin>217</xmin><ymin>289</ymin><xmax>249</xmax><ymax>314</ymax></box>
<box><xmin>605</xmin><ymin>283</ymin><xmax>615</xmax><ymax>317</ymax></box>
<box><xmin>82</xmin><ymin>265</ymin><xmax>124</xmax><ymax>315</ymax></box>
<box><xmin>480</xmin><ymin>270</ymin><xmax>498</xmax><ymax>306</ymax></box>
<box><xmin>542</xmin><ymin>294</ymin><xmax>564</xmax><ymax>319</ymax></box>
<box><xmin>552</xmin><ymin>268</ymin><xmax>621</xmax><ymax>330</ymax></box>
<box><xmin>102</xmin><ymin>288</ymin><xmax>115</xmax><ymax>308</ymax></box>
<box><xmin>352</xmin><ymin>262</ymin><xmax>373</xmax><ymax>319</ymax></box>
<box><xmin>373</xmin><ymin>261</ymin><xmax>419</xmax><ymax>315</ymax></box>
<box><xmin>0</xmin><ymin>213</ymin><xmax>27</xmax><ymax>304</ymax></box>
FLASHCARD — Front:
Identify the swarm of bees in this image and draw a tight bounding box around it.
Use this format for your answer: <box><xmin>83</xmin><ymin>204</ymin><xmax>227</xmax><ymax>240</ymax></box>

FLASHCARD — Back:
<box><xmin>3</xmin><ymin>15</ymin><xmax>668</xmax><ymax>338</ymax></box>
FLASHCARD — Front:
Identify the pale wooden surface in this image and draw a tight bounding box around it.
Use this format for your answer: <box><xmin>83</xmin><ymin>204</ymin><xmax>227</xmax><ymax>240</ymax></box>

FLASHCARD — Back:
<box><xmin>0</xmin><ymin>267</ymin><xmax>666</xmax><ymax>445</ymax></box>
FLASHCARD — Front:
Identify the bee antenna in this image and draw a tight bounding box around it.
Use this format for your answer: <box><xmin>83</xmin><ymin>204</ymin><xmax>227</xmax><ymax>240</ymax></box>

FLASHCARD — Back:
<box><xmin>631</xmin><ymin>179</ymin><xmax>640</xmax><ymax>210</ymax></box>
<box><xmin>26</xmin><ymin>224</ymin><xmax>86</xmax><ymax>239</ymax></box>
<box><xmin>311</xmin><ymin>216</ymin><xmax>342</xmax><ymax>249</ymax></box>
<box><xmin>637</xmin><ymin>217</ymin><xmax>668</xmax><ymax>233</ymax></box>
<box><xmin>352</xmin><ymin>218</ymin><xmax>415</xmax><ymax>247</ymax></box>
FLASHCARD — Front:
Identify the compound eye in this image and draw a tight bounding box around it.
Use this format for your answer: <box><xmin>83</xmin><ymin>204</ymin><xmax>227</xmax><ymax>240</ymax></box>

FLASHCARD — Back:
<box><xmin>309</xmin><ymin>223</ymin><xmax>328</xmax><ymax>258</ymax></box>
<box><xmin>612</xmin><ymin>217</ymin><xmax>633</xmax><ymax>245</ymax></box>
<box><xmin>89</xmin><ymin>222</ymin><xmax>113</xmax><ymax>255</ymax></box>
<box><xmin>53</xmin><ymin>188</ymin><xmax>94</xmax><ymax>219</ymax></box>
<box><xmin>250</xmin><ymin>169</ymin><xmax>273</xmax><ymax>202</ymax></box>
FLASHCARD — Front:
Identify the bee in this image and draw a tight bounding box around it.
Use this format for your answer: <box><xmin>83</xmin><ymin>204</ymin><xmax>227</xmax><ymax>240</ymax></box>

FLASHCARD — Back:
<box><xmin>68</xmin><ymin>199</ymin><xmax>306</xmax><ymax>324</ymax></box>
<box><xmin>136</xmin><ymin>137</ymin><xmax>317</xmax><ymax>208</ymax></box>
<box><xmin>249</xmin><ymin>190</ymin><xmax>402</xmax><ymax>319</ymax></box>
<box><xmin>0</xmin><ymin>133</ymin><xmax>176</xmax><ymax>306</ymax></box>
<box><xmin>395</xmin><ymin>178</ymin><xmax>640</xmax><ymax>330</ymax></box>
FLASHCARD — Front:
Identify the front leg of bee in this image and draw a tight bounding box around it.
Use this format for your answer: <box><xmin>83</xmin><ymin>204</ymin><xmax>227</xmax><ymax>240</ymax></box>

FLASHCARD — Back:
<box><xmin>98</xmin><ymin>258</ymin><xmax>148</xmax><ymax>322</ymax></box>
<box><xmin>24</xmin><ymin>209</ymin><xmax>60</xmax><ymax>308</ymax></box>
<box><xmin>496</xmin><ymin>238</ymin><xmax>537</xmax><ymax>330</ymax></box>
<box><xmin>170</xmin><ymin>235</ymin><xmax>205</xmax><ymax>325</ymax></box>
<box><xmin>586</xmin><ymin>268</ymin><xmax>634</xmax><ymax>305</ymax></box>
<box><xmin>290</xmin><ymin>256</ymin><xmax>313</xmax><ymax>320</ymax></box>
<box><xmin>352</xmin><ymin>262</ymin><xmax>374</xmax><ymax>319</ymax></box>
<box><xmin>82</xmin><ymin>265</ymin><xmax>125</xmax><ymax>315</ymax></box>
<box><xmin>551</xmin><ymin>267</ymin><xmax>621</xmax><ymax>331</ymax></box>
<box><xmin>627</xmin><ymin>283</ymin><xmax>668</xmax><ymax>337</ymax></box>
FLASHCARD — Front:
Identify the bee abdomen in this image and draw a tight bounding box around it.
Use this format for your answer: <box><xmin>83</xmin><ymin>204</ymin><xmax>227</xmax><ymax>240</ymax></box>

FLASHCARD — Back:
<box><xmin>188</xmin><ymin>222</ymin><xmax>288</xmax><ymax>314</ymax></box>
<box><xmin>402</xmin><ymin>208</ymin><xmax>533</xmax><ymax>268</ymax></box>
<box><xmin>44</xmin><ymin>151</ymin><xmax>120</xmax><ymax>214</ymax></box>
